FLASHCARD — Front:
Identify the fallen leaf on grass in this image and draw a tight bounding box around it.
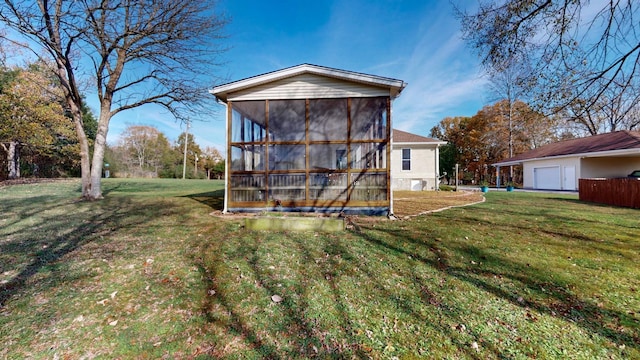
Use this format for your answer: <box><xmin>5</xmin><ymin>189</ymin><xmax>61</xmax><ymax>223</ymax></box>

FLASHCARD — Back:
<box><xmin>471</xmin><ymin>341</ymin><xmax>479</xmax><ymax>351</ymax></box>
<box><xmin>455</xmin><ymin>323</ymin><xmax>466</xmax><ymax>332</ymax></box>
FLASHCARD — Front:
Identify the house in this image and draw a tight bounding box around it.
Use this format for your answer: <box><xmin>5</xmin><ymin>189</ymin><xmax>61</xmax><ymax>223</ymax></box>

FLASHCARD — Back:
<box><xmin>391</xmin><ymin>129</ymin><xmax>446</xmax><ymax>191</ymax></box>
<box><xmin>493</xmin><ymin>130</ymin><xmax>640</xmax><ymax>190</ymax></box>
<box><xmin>210</xmin><ymin>64</ymin><xmax>406</xmax><ymax>214</ymax></box>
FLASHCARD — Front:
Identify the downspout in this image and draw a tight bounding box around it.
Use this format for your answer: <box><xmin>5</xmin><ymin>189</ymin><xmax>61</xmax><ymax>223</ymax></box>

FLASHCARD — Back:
<box><xmin>435</xmin><ymin>144</ymin><xmax>440</xmax><ymax>190</ymax></box>
<box><xmin>222</xmin><ymin>100</ymin><xmax>229</xmax><ymax>214</ymax></box>
<box><xmin>389</xmin><ymin>128</ymin><xmax>394</xmax><ymax>216</ymax></box>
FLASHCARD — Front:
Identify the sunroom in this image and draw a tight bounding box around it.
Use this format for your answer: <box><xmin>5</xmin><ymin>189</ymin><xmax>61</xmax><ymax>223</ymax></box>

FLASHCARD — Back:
<box><xmin>210</xmin><ymin>64</ymin><xmax>406</xmax><ymax>215</ymax></box>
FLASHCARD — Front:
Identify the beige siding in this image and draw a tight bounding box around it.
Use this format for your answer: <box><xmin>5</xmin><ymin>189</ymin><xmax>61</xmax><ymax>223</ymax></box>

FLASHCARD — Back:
<box><xmin>227</xmin><ymin>74</ymin><xmax>390</xmax><ymax>101</ymax></box>
<box><xmin>391</xmin><ymin>144</ymin><xmax>439</xmax><ymax>190</ymax></box>
<box><xmin>581</xmin><ymin>157</ymin><xmax>640</xmax><ymax>178</ymax></box>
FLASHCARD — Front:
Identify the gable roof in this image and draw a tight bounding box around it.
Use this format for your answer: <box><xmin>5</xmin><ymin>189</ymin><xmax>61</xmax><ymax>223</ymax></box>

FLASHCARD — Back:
<box><xmin>494</xmin><ymin>130</ymin><xmax>640</xmax><ymax>166</ymax></box>
<box><xmin>210</xmin><ymin>63</ymin><xmax>406</xmax><ymax>102</ymax></box>
<box><xmin>392</xmin><ymin>129</ymin><xmax>446</xmax><ymax>145</ymax></box>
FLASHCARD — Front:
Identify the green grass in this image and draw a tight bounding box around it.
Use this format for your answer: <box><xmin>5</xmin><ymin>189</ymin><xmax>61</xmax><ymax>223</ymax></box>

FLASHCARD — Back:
<box><xmin>1</xmin><ymin>179</ymin><xmax>638</xmax><ymax>359</ymax></box>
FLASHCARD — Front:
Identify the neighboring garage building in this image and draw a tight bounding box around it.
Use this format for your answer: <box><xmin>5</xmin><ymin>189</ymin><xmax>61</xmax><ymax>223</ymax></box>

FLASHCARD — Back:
<box><xmin>391</xmin><ymin>129</ymin><xmax>446</xmax><ymax>191</ymax></box>
<box><xmin>493</xmin><ymin>130</ymin><xmax>640</xmax><ymax>191</ymax></box>
<box><xmin>210</xmin><ymin>64</ymin><xmax>406</xmax><ymax>214</ymax></box>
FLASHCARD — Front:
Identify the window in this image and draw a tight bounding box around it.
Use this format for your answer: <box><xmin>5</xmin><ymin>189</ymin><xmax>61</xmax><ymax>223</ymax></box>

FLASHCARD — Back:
<box><xmin>402</xmin><ymin>148</ymin><xmax>411</xmax><ymax>170</ymax></box>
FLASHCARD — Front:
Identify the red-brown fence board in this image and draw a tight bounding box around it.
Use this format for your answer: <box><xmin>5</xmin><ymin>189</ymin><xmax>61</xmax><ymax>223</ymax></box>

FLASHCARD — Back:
<box><xmin>579</xmin><ymin>178</ymin><xmax>640</xmax><ymax>209</ymax></box>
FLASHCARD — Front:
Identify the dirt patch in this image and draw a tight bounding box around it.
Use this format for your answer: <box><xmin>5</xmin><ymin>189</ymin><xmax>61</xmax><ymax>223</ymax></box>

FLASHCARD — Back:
<box><xmin>392</xmin><ymin>190</ymin><xmax>485</xmax><ymax>218</ymax></box>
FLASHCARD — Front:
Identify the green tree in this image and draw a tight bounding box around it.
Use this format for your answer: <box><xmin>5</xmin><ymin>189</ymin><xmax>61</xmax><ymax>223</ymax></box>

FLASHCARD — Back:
<box><xmin>0</xmin><ymin>65</ymin><xmax>74</xmax><ymax>179</ymax></box>
<box><xmin>176</xmin><ymin>132</ymin><xmax>203</xmax><ymax>179</ymax></box>
<box><xmin>201</xmin><ymin>146</ymin><xmax>223</xmax><ymax>179</ymax></box>
<box><xmin>437</xmin><ymin>142</ymin><xmax>457</xmax><ymax>185</ymax></box>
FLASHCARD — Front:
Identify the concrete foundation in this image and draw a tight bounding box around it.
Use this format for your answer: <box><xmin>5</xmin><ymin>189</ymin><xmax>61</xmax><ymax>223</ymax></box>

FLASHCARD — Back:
<box><xmin>245</xmin><ymin>216</ymin><xmax>345</xmax><ymax>232</ymax></box>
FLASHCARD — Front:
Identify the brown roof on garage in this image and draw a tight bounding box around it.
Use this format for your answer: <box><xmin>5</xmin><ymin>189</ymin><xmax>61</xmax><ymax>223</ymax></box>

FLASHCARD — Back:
<box><xmin>499</xmin><ymin>130</ymin><xmax>640</xmax><ymax>163</ymax></box>
<box><xmin>393</xmin><ymin>129</ymin><xmax>443</xmax><ymax>143</ymax></box>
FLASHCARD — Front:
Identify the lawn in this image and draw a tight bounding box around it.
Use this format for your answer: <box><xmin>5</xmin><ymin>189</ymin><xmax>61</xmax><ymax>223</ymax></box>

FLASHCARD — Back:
<box><xmin>0</xmin><ymin>179</ymin><xmax>638</xmax><ymax>359</ymax></box>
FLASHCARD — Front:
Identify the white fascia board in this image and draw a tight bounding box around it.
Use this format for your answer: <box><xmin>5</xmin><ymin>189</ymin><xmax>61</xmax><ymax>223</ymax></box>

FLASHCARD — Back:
<box><xmin>393</xmin><ymin>141</ymin><xmax>447</xmax><ymax>146</ymax></box>
<box><xmin>493</xmin><ymin>148</ymin><xmax>640</xmax><ymax>167</ymax></box>
<box><xmin>210</xmin><ymin>64</ymin><xmax>406</xmax><ymax>102</ymax></box>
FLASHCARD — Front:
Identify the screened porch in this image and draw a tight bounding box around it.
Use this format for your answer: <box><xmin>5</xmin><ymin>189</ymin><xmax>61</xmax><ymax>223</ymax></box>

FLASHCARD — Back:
<box><xmin>227</xmin><ymin>96</ymin><xmax>391</xmax><ymax>214</ymax></box>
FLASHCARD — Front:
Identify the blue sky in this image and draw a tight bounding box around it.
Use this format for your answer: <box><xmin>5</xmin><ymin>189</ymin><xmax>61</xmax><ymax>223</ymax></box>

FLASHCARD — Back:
<box><xmin>105</xmin><ymin>0</ymin><xmax>489</xmax><ymax>152</ymax></box>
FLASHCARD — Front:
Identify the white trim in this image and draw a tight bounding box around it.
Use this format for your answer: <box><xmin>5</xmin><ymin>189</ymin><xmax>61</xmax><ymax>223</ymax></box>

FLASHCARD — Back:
<box><xmin>210</xmin><ymin>64</ymin><xmax>406</xmax><ymax>102</ymax></box>
<box><xmin>222</xmin><ymin>102</ymin><xmax>229</xmax><ymax>214</ymax></box>
<box><xmin>435</xmin><ymin>144</ymin><xmax>441</xmax><ymax>189</ymax></box>
<box><xmin>392</xmin><ymin>141</ymin><xmax>447</xmax><ymax>147</ymax></box>
<box><xmin>389</xmin><ymin>127</ymin><xmax>394</xmax><ymax>215</ymax></box>
<box><xmin>493</xmin><ymin>148</ymin><xmax>640</xmax><ymax>167</ymax></box>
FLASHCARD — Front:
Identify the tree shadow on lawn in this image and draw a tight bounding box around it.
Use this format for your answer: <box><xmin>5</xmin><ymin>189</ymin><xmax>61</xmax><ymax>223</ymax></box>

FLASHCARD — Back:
<box><xmin>193</xmin><ymin>231</ymin><xmax>492</xmax><ymax>359</ymax></box>
<box><xmin>356</xmin><ymin>224</ymin><xmax>639</xmax><ymax>353</ymax></box>
<box><xmin>0</xmin><ymin>195</ymin><xmax>178</xmax><ymax>308</ymax></box>
<box><xmin>182</xmin><ymin>189</ymin><xmax>225</xmax><ymax>211</ymax></box>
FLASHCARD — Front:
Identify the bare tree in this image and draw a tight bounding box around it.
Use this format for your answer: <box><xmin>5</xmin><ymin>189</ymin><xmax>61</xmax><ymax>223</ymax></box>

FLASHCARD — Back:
<box><xmin>485</xmin><ymin>58</ymin><xmax>533</xmax><ymax>179</ymax></box>
<box><xmin>0</xmin><ymin>0</ymin><xmax>227</xmax><ymax>199</ymax></box>
<box><xmin>117</xmin><ymin>124</ymin><xmax>171</xmax><ymax>176</ymax></box>
<box><xmin>459</xmin><ymin>1</ymin><xmax>640</xmax><ymax>134</ymax></box>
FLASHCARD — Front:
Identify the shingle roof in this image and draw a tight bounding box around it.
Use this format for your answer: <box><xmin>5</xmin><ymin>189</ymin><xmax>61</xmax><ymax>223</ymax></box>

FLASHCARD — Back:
<box><xmin>495</xmin><ymin>130</ymin><xmax>640</xmax><ymax>165</ymax></box>
<box><xmin>393</xmin><ymin>129</ymin><xmax>444</xmax><ymax>143</ymax></box>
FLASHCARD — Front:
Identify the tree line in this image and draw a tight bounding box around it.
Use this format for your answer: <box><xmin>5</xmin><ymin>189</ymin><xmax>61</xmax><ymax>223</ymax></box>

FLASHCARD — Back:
<box><xmin>105</xmin><ymin>125</ymin><xmax>224</xmax><ymax>179</ymax></box>
<box><xmin>431</xmin><ymin>100</ymin><xmax>569</xmax><ymax>186</ymax></box>
<box><xmin>0</xmin><ymin>61</ymin><xmax>223</xmax><ymax>181</ymax></box>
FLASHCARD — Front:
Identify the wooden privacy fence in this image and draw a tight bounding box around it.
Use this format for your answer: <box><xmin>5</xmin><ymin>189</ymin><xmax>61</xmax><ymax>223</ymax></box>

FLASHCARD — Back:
<box><xmin>579</xmin><ymin>178</ymin><xmax>640</xmax><ymax>209</ymax></box>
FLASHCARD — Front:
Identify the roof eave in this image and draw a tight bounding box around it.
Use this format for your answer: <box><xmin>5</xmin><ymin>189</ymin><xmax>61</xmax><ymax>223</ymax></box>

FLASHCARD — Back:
<box><xmin>493</xmin><ymin>148</ymin><xmax>640</xmax><ymax>167</ymax></box>
<box><xmin>209</xmin><ymin>64</ymin><xmax>406</xmax><ymax>103</ymax></box>
<box><xmin>393</xmin><ymin>141</ymin><xmax>448</xmax><ymax>146</ymax></box>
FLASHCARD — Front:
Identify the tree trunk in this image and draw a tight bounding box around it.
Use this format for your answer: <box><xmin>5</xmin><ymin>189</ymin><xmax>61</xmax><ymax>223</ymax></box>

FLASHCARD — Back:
<box><xmin>86</xmin><ymin>105</ymin><xmax>113</xmax><ymax>200</ymax></box>
<box><xmin>68</xmin><ymin>99</ymin><xmax>92</xmax><ymax>198</ymax></box>
<box><xmin>2</xmin><ymin>141</ymin><xmax>20</xmax><ymax>179</ymax></box>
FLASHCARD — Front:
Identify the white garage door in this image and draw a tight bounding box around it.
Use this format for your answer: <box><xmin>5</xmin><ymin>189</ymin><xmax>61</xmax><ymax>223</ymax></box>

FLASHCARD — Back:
<box><xmin>534</xmin><ymin>166</ymin><xmax>561</xmax><ymax>190</ymax></box>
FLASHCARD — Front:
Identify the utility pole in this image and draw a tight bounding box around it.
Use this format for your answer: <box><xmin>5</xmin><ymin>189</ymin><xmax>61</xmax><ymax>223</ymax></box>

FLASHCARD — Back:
<box><xmin>182</xmin><ymin>120</ymin><xmax>190</xmax><ymax>180</ymax></box>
